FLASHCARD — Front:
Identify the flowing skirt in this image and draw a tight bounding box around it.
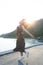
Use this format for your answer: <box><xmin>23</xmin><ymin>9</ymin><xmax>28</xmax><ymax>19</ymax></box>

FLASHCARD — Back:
<box><xmin>13</xmin><ymin>37</ymin><xmax>25</xmax><ymax>52</ymax></box>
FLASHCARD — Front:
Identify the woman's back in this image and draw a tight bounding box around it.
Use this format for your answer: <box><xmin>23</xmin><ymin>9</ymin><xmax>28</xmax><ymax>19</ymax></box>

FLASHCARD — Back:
<box><xmin>17</xmin><ymin>25</ymin><xmax>24</xmax><ymax>38</ymax></box>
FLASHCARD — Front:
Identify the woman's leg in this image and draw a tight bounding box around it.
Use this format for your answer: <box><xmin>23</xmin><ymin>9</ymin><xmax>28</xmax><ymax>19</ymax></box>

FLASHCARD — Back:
<box><xmin>24</xmin><ymin>50</ymin><xmax>29</xmax><ymax>57</ymax></box>
<box><xmin>24</xmin><ymin>51</ymin><xmax>26</xmax><ymax>54</ymax></box>
<box><xmin>18</xmin><ymin>52</ymin><xmax>24</xmax><ymax>60</ymax></box>
<box><xmin>20</xmin><ymin>52</ymin><xmax>23</xmax><ymax>56</ymax></box>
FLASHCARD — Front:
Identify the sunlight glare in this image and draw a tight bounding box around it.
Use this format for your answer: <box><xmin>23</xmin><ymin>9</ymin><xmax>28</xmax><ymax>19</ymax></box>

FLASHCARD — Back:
<box><xmin>19</xmin><ymin>19</ymin><xmax>35</xmax><ymax>29</ymax></box>
<box><xmin>26</xmin><ymin>19</ymin><xmax>35</xmax><ymax>25</ymax></box>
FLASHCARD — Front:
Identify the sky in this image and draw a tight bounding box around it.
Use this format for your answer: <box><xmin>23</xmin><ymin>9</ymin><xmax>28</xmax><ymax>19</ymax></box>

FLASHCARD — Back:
<box><xmin>0</xmin><ymin>0</ymin><xmax>43</xmax><ymax>35</ymax></box>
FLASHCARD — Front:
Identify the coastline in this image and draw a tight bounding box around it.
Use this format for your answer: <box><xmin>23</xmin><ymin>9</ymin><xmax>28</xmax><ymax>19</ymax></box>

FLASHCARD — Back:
<box><xmin>0</xmin><ymin>43</ymin><xmax>43</xmax><ymax>56</ymax></box>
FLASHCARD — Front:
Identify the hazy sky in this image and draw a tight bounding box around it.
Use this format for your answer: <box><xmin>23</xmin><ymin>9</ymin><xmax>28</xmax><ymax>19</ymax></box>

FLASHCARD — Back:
<box><xmin>0</xmin><ymin>0</ymin><xmax>43</xmax><ymax>35</ymax></box>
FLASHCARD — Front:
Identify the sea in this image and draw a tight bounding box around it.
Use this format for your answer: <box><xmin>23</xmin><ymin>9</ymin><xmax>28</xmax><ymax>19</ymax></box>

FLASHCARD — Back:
<box><xmin>0</xmin><ymin>38</ymin><xmax>43</xmax><ymax>55</ymax></box>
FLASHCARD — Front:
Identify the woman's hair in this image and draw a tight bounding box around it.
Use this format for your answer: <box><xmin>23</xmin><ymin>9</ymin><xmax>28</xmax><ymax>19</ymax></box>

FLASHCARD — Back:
<box><xmin>17</xmin><ymin>25</ymin><xmax>23</xmax><ymax>36</ymax></box>
<box><xmin>17</xmin><ymin>25</ymin><xmax>23</xmax><ymax>32</ymax></box>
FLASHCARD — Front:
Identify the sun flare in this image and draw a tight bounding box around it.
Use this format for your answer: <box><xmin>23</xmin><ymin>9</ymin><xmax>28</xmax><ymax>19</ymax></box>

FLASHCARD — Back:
<box><xmin>26</xmin><ymin>19</ymin><xmax>35</xmax><ymax>24</ymax></box>
<box><xmin>19</xmin><ymin>19</ymin><xmax>35</xmax><ymax>29</ymax></box>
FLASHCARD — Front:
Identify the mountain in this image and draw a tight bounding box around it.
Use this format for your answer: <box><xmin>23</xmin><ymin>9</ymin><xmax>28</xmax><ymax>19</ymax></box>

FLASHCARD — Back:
<box><xmin>0</xmin><ymin>30</ymin><xmax>17</xmax><ymax>38</ymax></box>
<box><xmin>0</xmin><ymin>19</ymin><xmax>43</xmax><ymax>38</ymax></box>
<box><xmin>30</xmin><ymin>19</ymin><xmax>43</xmax><ymax>37</ymax></box>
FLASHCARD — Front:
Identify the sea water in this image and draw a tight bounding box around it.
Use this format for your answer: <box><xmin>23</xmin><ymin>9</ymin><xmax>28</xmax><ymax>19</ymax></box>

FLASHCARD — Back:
<box><xmin>0</xmin><ymin>38</ymin><xmax>43</xmax><ymax>55</ymax></box>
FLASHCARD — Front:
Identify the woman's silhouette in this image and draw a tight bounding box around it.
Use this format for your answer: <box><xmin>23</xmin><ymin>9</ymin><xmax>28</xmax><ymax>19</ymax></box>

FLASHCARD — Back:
<box><xmin>13</xmin><ymin>19</ymin><xmax>35</xmax><ymax>61</ymax></box>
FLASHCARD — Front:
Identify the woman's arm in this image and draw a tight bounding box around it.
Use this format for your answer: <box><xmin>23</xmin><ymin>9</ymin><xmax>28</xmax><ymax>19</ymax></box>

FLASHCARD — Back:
<box><xmin>22</xmin><ymin>25</ymin><xmax>35</xmax><ymax>38</ymax></box>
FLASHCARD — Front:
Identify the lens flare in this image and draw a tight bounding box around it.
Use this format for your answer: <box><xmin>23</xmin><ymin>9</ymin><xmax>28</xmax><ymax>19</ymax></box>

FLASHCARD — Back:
<box><xmin>19</xmin><ymin>19</ymin><xmax>35</xmax><ymax>29</ymax></box>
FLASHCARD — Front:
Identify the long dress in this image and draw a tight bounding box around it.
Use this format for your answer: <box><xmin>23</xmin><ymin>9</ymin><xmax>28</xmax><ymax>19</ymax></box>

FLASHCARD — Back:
<box><xmin>13</xmin><ymin>26</ymin><xmax>25</xmax><ymax>52</ymax></box>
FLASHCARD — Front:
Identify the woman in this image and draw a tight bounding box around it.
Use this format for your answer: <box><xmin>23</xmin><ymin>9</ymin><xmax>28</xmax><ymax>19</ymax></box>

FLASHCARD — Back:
<box><xmin>13</xmin><ymin>25</ymin><xmax>29</xmax><ymax>60</ymax></box>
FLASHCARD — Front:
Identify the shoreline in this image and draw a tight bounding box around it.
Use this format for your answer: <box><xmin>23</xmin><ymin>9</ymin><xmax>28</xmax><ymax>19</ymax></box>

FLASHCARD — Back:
<box><xmin>0</xmin><ymin>43</ymin><xmax>43</xmax><ymax>56</ymax></box>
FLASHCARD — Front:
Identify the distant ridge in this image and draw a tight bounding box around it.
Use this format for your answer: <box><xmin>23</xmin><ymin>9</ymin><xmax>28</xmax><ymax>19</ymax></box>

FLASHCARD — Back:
<box><xmin>0</xmin><ymin>19</ymin><xmax>43</xmax><ymax>38</ymax></box>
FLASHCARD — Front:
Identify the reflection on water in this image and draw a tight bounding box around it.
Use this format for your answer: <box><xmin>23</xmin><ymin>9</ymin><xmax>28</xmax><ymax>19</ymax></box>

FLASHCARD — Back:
<box><xmin>0</xmin><ymin>38</ymin><xmax>43</xmax><ymax>53</ymax></box>
<box><xmin>0</xmin><ymin>38</ymin><xmax>16</xmax><ymax>52</ymax></box>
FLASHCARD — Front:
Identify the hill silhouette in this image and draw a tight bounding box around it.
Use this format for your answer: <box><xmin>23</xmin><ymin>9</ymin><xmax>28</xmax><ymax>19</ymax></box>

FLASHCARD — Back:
<box><xmin>0</xmin><ymin>19</ymin><xmax>43</xmax><ymax>38</ymax></box>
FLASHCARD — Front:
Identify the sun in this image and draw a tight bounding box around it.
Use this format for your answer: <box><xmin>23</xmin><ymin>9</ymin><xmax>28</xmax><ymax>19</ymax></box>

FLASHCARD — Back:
<box><xmin>19</xmin><ymin>19</ymin><xmax>35</xmax><ymax>29</ymax></box>
<box><xmin>28</xmin><ymin>21</ymin><xmax>33</xmax><ymax>24</ymax></box>
<box><xmin>26</xmin><ymin>19</ymin><xmax>35</xmax><ymax>25</ymax></box>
